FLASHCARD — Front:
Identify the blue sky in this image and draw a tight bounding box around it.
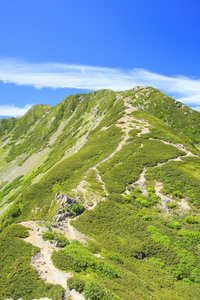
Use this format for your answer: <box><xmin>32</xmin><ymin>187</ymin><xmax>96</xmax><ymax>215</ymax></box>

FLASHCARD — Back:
<box><xmin>0</xmin><ymin>0</ymin><xmax>200</xmax><ymax>117</ymax></box>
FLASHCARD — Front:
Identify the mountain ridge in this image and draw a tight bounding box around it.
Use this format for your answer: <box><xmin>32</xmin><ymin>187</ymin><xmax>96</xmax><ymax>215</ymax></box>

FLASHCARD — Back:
<box><xmin>0</xmin><ymin>87</ymin><xmax>200</xmax><ymax>299</ymax></box>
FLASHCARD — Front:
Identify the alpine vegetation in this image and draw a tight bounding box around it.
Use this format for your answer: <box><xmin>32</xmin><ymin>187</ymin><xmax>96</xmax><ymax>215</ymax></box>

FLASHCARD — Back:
<box><xmin>0</xmin><ymin>87</ymin><xmax>200</xmax><ymax>299</ymax></box>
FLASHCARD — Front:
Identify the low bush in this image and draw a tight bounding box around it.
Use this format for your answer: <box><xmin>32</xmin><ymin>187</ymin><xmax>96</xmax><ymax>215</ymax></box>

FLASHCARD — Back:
<box><xmin>148</xmin><ymin>226</ymin><xmax>170</xmax><ymax>246</ymax></box>
<box><xmin>54</xmin><ymin>241</ymin><xmax>120</xmax><ymax>279</ymax></box>
<box><xmin>142</xmin><ymin>215</ymin><xmax>152</xmax><ymax>221</ymax></box>
<box><xmin>177</xmin><ymin>230</ymin><xmax>200</xmax><ymax>243</ymax></box>
<box><xmin>71</xmin><ymin>203</ymin><xmax>85</xmax><ymax>215</ymax></box>
<box><xmin>67</xmin><ymin>277</ymin><xmax>86</xmax><ymax>293</ymax></box>
<box><xmin>166</xmin><ymin>203</ymin><xmax>177</xmax><ymax>209</ymax></box>
<box><xmin>1</xmin><ymin>224</ymin><xmax>29</xmax><ymax>238</ymax></box>
<box><xmin>173</xmin><ymin>191</ymin><xmax>183</xmax><ymax>198</ymax></box>
<box><xmin>42</xmin><ymin>230</ymin><xmax>69</xmax><ymax>247</ymax></box>
<box><xmin>136</xmin><ymin>198</ymin><xmax>150</xmax><ymax>207</ymax></box>
<box><xmin>185</xmin><ymin>216</ymin><xmax>199</xmax><ymax>224</ymax></box>
<box><xmin>106</xmin><ymin>253</ymin><xmax>123</xmax><ymax>264</ymax></box>
<box><xmin>84</xmin><ymin>281</ymin><xmax>118</xmax><ymax>300</ymax></box>
<box><xmin>168</xmin><ymin>221</ymin><xmax>182</xmax><ymax>229</ymax></box>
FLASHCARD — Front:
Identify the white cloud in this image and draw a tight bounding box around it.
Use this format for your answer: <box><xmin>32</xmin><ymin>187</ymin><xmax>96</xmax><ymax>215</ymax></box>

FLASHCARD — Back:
<box><xmin>0</xmin><ymin>104</ymin><xmax>33</xmax><ymax>117</ymax></box>
<box><xmin>0</xmin><ymin>58</ymin><xmax>200</xmax><ymax>107</ymax></box>
<box><xmin>192</xmin><ymin>106</ymin><xmax>200</xmax><ymax>112</ymax></box>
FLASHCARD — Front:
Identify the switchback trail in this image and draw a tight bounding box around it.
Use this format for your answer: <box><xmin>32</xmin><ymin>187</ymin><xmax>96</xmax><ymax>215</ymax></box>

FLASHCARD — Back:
<box><xmin>135</xmin><ymin>138</ymin><xmax>195</xmax><ymax>214</ymax></box>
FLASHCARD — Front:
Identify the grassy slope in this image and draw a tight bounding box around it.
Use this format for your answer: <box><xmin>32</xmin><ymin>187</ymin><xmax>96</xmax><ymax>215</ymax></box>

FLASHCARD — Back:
<box><xmin>0</xmin><ymin>87</ymin><xmax>200</xmax><ymax>299</ymax></box>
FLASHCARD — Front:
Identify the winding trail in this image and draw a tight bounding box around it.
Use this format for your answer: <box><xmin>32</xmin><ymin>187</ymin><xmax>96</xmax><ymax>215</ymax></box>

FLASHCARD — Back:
<box><xmin>75</xmin><ymin>96</ymin><xmax>151</xmax><ymax>200</ymax></box>
<box><xmin>135</xmin><ymin>168</ymin><xmax>147</xmax><ymax>196</ymax></box>
<box><xmin>135</xmin><ymin>138</ymin><xmax>196</xmax><ymax>215</ymax></box>
<box><xmin>20</xmin><ymin>220</ymin><xmax>85</xmax><ymax>300</ymax></box>
<box><xmin>20</xmin><ymin>221</ymin><xmax>72</xmax><ymax>288</ymax></box>
<box><xmin>155</xmin><ymin>182</ymin><xmax>175</xmax><ymax>215</ymax></box>
<box><xmin>149</xmin><ymin>138</ymin><xmax>198</xmax><ymax>157</ymax></box>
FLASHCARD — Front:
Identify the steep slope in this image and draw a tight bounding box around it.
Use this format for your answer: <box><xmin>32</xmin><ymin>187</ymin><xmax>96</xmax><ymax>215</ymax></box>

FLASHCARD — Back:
<box><xmin>0</xmin><ymin>87</ymin><xmax>200</xmax><ymax>299</ymax></box>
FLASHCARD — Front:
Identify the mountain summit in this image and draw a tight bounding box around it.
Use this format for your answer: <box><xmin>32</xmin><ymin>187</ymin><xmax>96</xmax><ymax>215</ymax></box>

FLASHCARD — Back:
<box><xmin>0</xmin><ymin>87</ymin><xmax>200</xmax><ymax>299</ymax></box>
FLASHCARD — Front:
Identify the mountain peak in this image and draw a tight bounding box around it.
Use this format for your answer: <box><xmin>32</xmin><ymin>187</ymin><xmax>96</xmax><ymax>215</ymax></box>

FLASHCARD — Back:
<box><xmin>0</xmin><ymin>88</ymin><xmax>200</xmax><ymax>299</ymax></box>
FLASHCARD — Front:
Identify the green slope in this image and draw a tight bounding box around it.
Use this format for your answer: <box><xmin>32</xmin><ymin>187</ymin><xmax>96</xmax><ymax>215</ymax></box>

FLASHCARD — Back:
<box><xmin>0</xmin><ymin>87</ymin><xmax>200</xmax><ymax>299</ymax></box>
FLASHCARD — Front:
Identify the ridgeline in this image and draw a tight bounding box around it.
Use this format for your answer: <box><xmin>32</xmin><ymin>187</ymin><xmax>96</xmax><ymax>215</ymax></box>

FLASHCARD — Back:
<box><xmin>0</xmin><ymin>87</ymin><xmax>200</xmax><ymax>299</ymax></box>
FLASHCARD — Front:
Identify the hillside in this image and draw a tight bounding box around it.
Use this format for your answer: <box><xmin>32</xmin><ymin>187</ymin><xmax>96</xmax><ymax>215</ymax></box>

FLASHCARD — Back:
<box><xmin>0</xmin><ymin>87</ymin><xmax>200</xmax><ymax>300</ymax></box>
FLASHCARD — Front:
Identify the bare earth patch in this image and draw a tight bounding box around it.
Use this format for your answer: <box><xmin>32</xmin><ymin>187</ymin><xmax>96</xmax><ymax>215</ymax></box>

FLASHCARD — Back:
<box><xmin>20</xmin><ymin>220</ymin><xmax>85</xmax><ymax>300</ymax></box>
<box><xmin>20</xmin><ymin>221</ymin><xmax>72</xmax><ymax>288</ymax></box>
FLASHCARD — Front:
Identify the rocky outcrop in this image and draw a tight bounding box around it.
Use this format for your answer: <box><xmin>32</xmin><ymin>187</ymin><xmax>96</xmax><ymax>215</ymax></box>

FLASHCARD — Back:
<box><xmin>53</xmin><ymin>193</ymin><xmax>76</xmax><ymax>222</ymax></box>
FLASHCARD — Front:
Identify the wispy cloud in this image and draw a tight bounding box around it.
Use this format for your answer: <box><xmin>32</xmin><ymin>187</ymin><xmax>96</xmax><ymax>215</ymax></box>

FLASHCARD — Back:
<box><xmin>0</xmin><ymin>104</ymin><xmax>33</xmax><ymax>117</ymax></box>
<box><xmin>0</xmin><ymin>58</ymin><xmax>200</xmax><ymax>107</ymax></box>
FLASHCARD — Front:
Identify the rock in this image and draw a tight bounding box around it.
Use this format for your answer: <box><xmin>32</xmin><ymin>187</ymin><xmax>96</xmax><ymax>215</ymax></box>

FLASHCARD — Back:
<box><xmin>136</xmin><ymin>252</ymin><xmax>146</xmax><ymax>260</ymax></box>
<box><xmin>55</xmin><ymin>241</ymin><xmax>59</xmax><ymax>247</ymax></box>
<box><xmin>54</xmin><ymin>193</ymin><xmax>76</xmax><ymax>221</ymax></box>
<box><xmin>57</xmin><ymin>209</ymin><xmax>65</xmax><ymax>214</ymax></box>
<box><xmin>52</xmin><ymin>224</ymin><xmax>59</xmax><ymax>228</ymax></box>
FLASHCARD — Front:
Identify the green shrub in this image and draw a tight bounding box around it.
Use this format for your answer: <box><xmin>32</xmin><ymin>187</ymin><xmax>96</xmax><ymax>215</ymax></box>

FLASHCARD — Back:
<box><xmin>148</xmin><ymin>226</ymin><xmax>170</xmax><ymax>246</ymax></box>
<box><xmin>42</xmin><ymin>231</ymin><xmax>55</xmax><ymax>241</ymax></box>
<box><xmin>166</xmin><ymin>203</ymin><xmax>177</xmax><ymax>209</ymax></box>
<box><xmin>42</xmin><ymin>230</ymin><xmax>69</xmax><ymax>247</ymax></box>
<box><xmin>168</xmin><ymin>221</ymin><xmax>182</xmax><ymax>229</ymax></box>
<box><xmin>56</xmin><ymin>242</ymin><xmax>120</xmax><ymax>279</ymax></box>
<box><xmin>71</xmin><ymin>203</ymin><xmax>85</xmax><ymax>215</ymax></box>
<box><xmin>134</xmin><ymin>187</ymin><xmax>142</xmax><ymax>193</ymax></box>
<box><xmin>67</xmin><ymin>277</ymin><xmax>86</xmax><ymax>292</ymax></box>
<box><xmin>84</xmin><ymin>281</ymin><xmax>118</xmax><ymax>300</ymax></box>
<box><xmin>185</xmin><ymin>216</ymin><xmax>199</xmax><ymax>224</ymax></box>
<box><xmin>1</xmin><ymin>224</ymin><xmax>29</xmax><ymax>238</ymax></box>
<box><xmin>136</xmin><ymin>198</ymin><xmax>150</xmax><ymax>207</ymax></box>
<box><xmin>149</xmin><ymin>257</ymin><xmax>165</xmax><ymax>268</ymax></box>
<box><xmin>0</xmin><ymin>225</ymin><xmax>63</xmax><ymax>299</ymax></box>
<box><xmin>147</xmin><ymin>186</ymin><xmax>155</xmax><ymax>193</ymax></box>
<box><xmin>54</xmin><ymin>232</ymin><xmax>70</xmax><ymax>247</ymax></box>
<box><xmin>173</xmin><ymin>191</ymin><xmax>183</xmax><ymax>198</ymax></box>
<box><xmin>106</xmin><ymin>253</ymin><xmax>123</xmax><ymax>264</ymax></box>
<box><xmin>121</xmin><ymin>195</ymin><xmax>131</xmax><ymax>203</ymax></box>
<box><xmin>137</xmin><ymin>212</ymin><xmax>143</xmax><ymax>217</ymax></box>
<box><xmin>177</xmin><ymin>230</ymin><xmax>200</xmax><ymax>243</ymax></box>
<box><xmin>142</xmin><ymin>215</ymin><xmax>152</xmax><ymax>221</ymax></box>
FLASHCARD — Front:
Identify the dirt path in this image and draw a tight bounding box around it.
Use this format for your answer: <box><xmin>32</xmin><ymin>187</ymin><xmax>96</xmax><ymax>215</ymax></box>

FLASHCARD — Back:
<box><xmin>154</xmin><ymin>182</ymin><xmax>190</xmax><ymax>215</ymax></box>
<box><xmin>93</xmin><ymin>167</ymin><xmax>108</xmax><ymax>196</ymax></box>
<box><xmin>178</xmin><ymin>198</ymin><xmax>190</xmax><ymax>211</ymax></box>
<box><xmin>20</xmin><ymin>221</ymin><xmax>72</xmax><ymax>288</ymax></box>
<box><xmin>135</xmin><ymin>136</ymin><xmax>198</xmax><ymax>200</ymax></box>
<box><xmin>149</xmin><ymin>138</ymin><xmax>197</xmax><ymax>157</ymax></box>
<box><xmin>135</xmin><ymin>168</ymin><xmax>148</xmax><ymax>196</ymax></box>
<box><xmin>75</xmin><ymin>96</ymin><xmax>151</xmax><ymax>199</ymax></box>
<box><xmin>154</xmin><ymin>182</ymin><xmax>175</xmax><ymax>215</ymax></box>
<box><xmin>67</xmin><ymin>219</ymin><xmax>87</xmax><ymax>243</ymax></box>
<box><xmin>20</xmin><ymin>221</ymin><xmax>85</xmax><ymax>300</ymax></box>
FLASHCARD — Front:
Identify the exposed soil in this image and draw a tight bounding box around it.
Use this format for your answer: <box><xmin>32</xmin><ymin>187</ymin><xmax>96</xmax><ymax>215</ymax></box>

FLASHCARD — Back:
<box><xmin>135</xmin><ymin>168</ymin><xmax>147</xmax><ymax>196</ymax></box>
<box><xmin>20</xmin><ymin>221</ymin><xmax>72</xmax><ymax>288</ymax></box>
<box><xmin>20</xmin><ymin>220</ymin><xmax>85</xmax><ymax>300</ymax></box>
<box><xmin>155</xmin><ymin>182</ymin><xmax>175</xmax><ymax>215</ymax></box>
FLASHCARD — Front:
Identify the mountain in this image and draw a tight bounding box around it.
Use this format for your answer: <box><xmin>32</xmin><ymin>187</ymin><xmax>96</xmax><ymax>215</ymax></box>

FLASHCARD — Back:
<box><xmin>0</xmin><ymin>86</ymin><xmax>200</xmax><ymax>300</ymax></box>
